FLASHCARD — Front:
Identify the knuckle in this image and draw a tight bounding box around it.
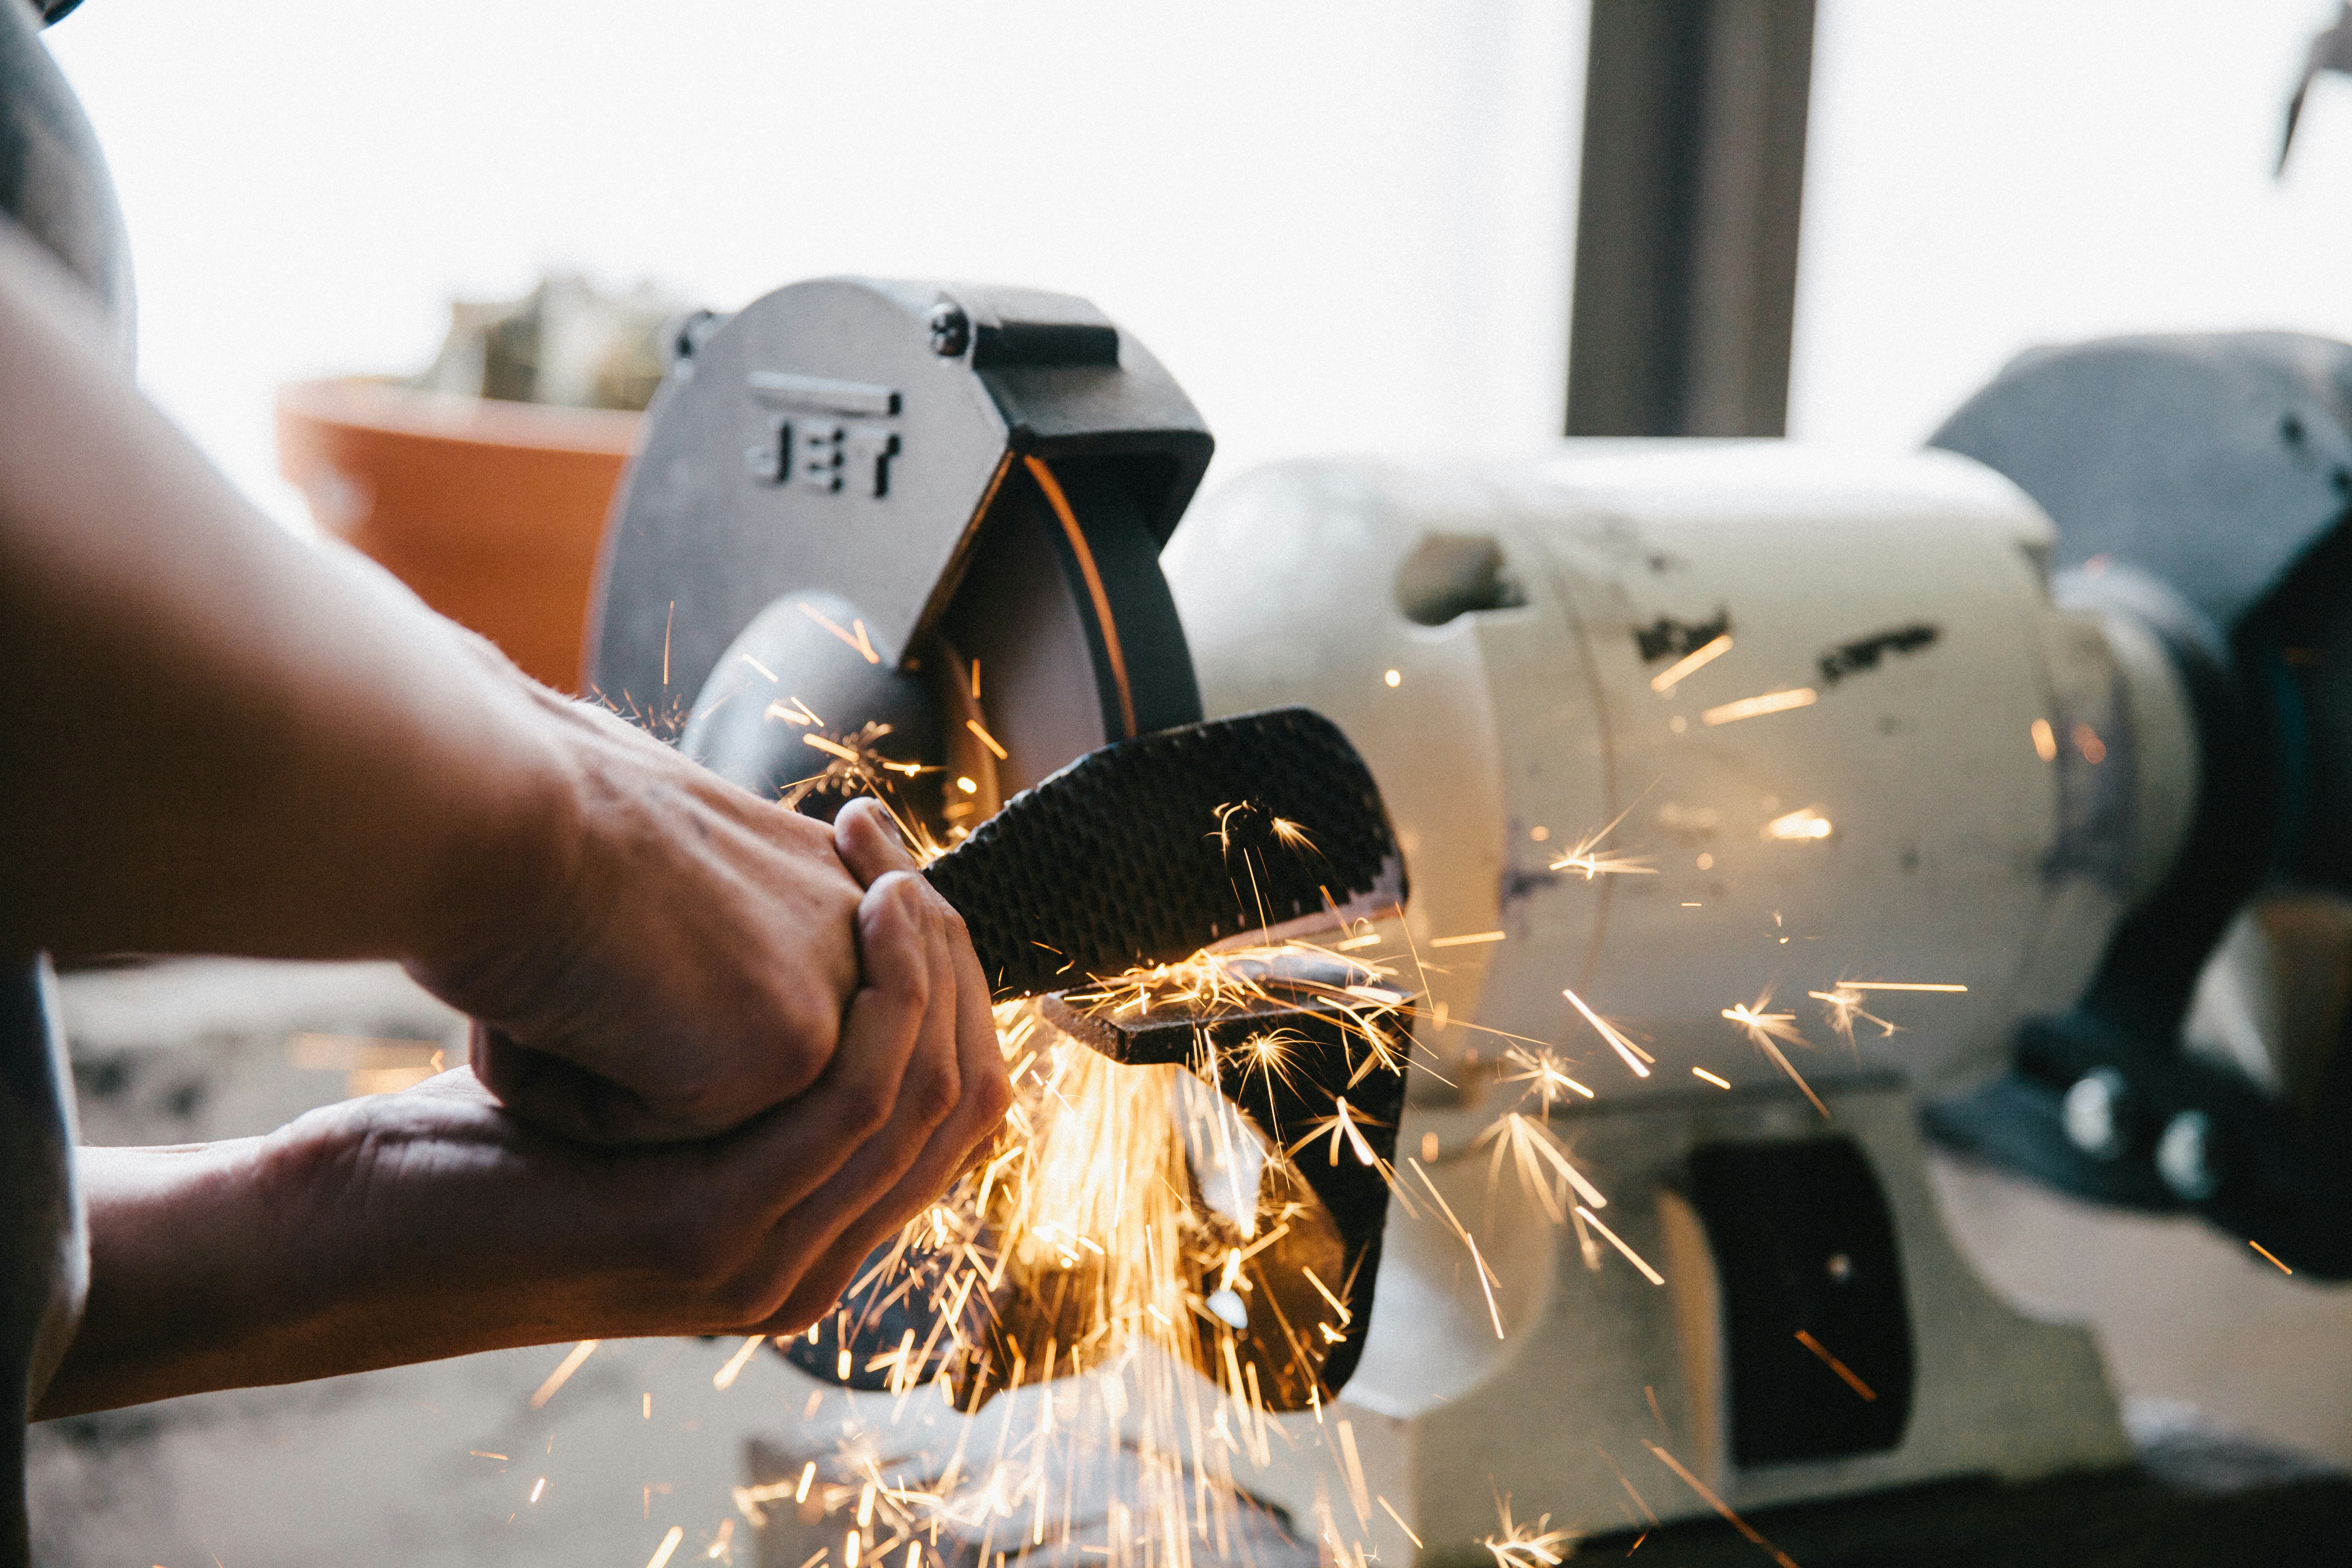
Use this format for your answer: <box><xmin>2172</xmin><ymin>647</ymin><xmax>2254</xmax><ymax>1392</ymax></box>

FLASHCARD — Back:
<box><xmin>704</xmin><ymin>1269</ymin><xmax>790</xmax><ymax>1330</ymax></box>
<box><xmin>907</xmin><ymin>1062</ymin><xmax>961</xmax><ymax>1127</ymax></box>
<box><xmin>975</xmin><ymin>1068</ymin><xmax>1015</xmax><ymax>1126</ymax></box>
<box><xmin>833</xmin><ymin>1078</ymin><xmax>896</xmax><ymax>1138</ymax></box>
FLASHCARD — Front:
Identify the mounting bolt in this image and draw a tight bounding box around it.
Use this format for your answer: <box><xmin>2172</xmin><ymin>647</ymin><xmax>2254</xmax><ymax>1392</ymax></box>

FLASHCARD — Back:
<box><xmin>2061</xmin><ymin>1068</ymin><xmax>2130</xmax><ymax>1160</ymax></box>
<box><xmin>2156</xmin><ymin>1110</ymin><xmax>2220</xmax><ymax>1202</ymax></box>
<box><xmin>928</xmin><ymin>302</ymin><xmax>971</xmax><ymax>358</ymax></box>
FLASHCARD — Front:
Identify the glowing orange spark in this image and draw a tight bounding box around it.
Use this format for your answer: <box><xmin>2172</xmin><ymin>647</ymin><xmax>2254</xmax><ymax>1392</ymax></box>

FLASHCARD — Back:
<box><xmin>1795</xmin><ymin>1329</ymin><xmax>1876</xmax><ymax>1400</ymax></box>
<box><xmin>1429</xmin><ymin>930</ymin><xmax>1507</xmax><ymax>948</ymax></box>
<box><xmin>1643</xmin><ymin>1443</ymin><xmax>1799</xmax><ymax>1568</ymax></box>
<box><xmin>1563</xmin><ymin>988</ymin><xmax>1654</xmax><ymax>1078</ymax></box>
<box><xmin>1692</xmin><ymin>1067</ymin><xmax>1731</xmax><ymax>1089</ymax></box>
<box><xmin>2251</xmin><ymin>1240</ymin><xmax>2293</xmax><ymax>1274</ymax></box>
<box><xmin>1702</xmin><ymin>687</ymin><xmax>1817</xmax><ymax>727</ymax></box>
<box><xmin>1480</xmin><ymin>1496</ymin><xmax>1575</xmax><ymax>1568</ymax></box>
<box><xmin>965</xmin><ymin>718</ymin><xmax>1009</xmax><ymax>760</ymax></box>
<box><xmin>647</xmin><ymin>1526</ymin><xmax>686</xmax><ymax>1568</ymax></box>
<box><xmin>1649</xmin><ymin>633</ymin><xmax>1733</xmax><ymax>693</ymax></box>
<box><xmin>1576</xmin><ymin>1205</ymin><xmax>1663</xmax><ymax>1284</ymax></box>
<box><xmin>1808</xmin><ymin>988</ymin><xmax>1896</xmax><ymax>1045</ymax></box>
<box><xmin>798</xmin><ymin>601</ymin><xmax>881</xmax><ymax>664</ymax></box>
<box><xmin>804</xmin><ymin>734</ymin><xmax>864</xmax><ymax>763</ymax></box>
<box><xmin>529</xmin><ymin>1339</ymin><xmax>597</xmax><ymax>1410</ymax></box>
<box><xmin>713</xmin><ymin>1333</ymin><xmax>766</xmax><ymax>1390</ymax></box>
<box><xmin>1722</xmin><ymin>994</ymin><xmax>1828</xmax><ymax>1118</ymax></box>
<box><xmin>1501</xmin><ymin>1044</ymin><xmax>1595</xmax><ymax>1111</ymax></box>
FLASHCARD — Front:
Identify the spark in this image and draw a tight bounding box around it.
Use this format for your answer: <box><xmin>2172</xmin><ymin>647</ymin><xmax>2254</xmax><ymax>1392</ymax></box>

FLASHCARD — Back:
<box><xmin>1649</xmin><ymin>633</ymin><xmax>1733</xmax><ymax>693</ymax></box>
<box><xmin>956</xmin><ymin>776</ymin><xmax>978</xmax><ymax>794</ymax></box>
<box><xmin>1478</xmin><ymin>1112</ymin><xmax>1609</xmax><ymax>1223</ymax></box>
<box><xmin>530</xmin><ymin>1477</ymin><xmax>548</xmax><ymax>1504</ymax></box>
<box><xmin>1481</xmin><ymin>1496</ymin><xmax>1575</xmax><ymax>1568</ymax></box>
<box><xmin>1547</xmin><ymin>795</ymin><xmax>1660</xmax><ymax>878</ymax></box>
<box><xmin>766</xmin><ymin>695</ymin><xmax>823</xmax><ymax>726</ymax></box>
<box><xmin>2031</xmin><ymin>717</ymin><xmax>2058</xmax><ymax>761</ymax></box>
<box><xmin>965</xmin><ymin>718</ymin><xmax>1009</xmax><ymax>760</ymax></box>
<box><xmin>1692</xmin><ymin>1067</ymin><xmax>1731</xmax><ymax>1089</ymax></box>
<box><xmin>528</xmin><ymin>1339</ymin><xmax>597</xmax><ymax>1410</ymax></box>
<box><xmin>1376</xmin><ymin>1495</ymin><xmax>1423</xmax><ymax>1549</ymax></box>
<box><xmin>740</xmin><ymin>654</ymin><xmax>778</xmax><ymax>682</ymax></box>
<box><xmin>798</xmin><ymin>601</ymin><xmax>881</xmax><ymax>664</ymax></box>
<box><xmin>2251</xmin><ymin>1240</ymin><xmax>2294</xmax><ymax>1274</ymax></box>
<box><xmin>1501</xmin><ymin>1045</ymin><xmax>1595</xmax><ymax>1111</ymax></box>
<box><xmin>1841</xmin><ymin>981</ymin><xmax>1967</xmax><ymax>992</ymax></box>
<box><xmin>1335</xmin><ymin>932</ymin><xmax>1383</xmax><ymax>951</ymax></box>
<box><xmin>1576</xmin><ymin>1205</ymin><xmax>1663</xmax><ymax>1284</ymax></box>
<box><xmin>1763</xmin><ymin>807</ymin><xmax>1832</xmax><ymax>841</ymax></box>
<box><xmin>713</xmin><ymin>1333</ymin><xmax>766</xmax><ymax>1390</ymax></box>
<box><xmin>805</xmin><ymin>734</ymin><xmax>865</xmax><ymax>763</ymax></box>
<box><xmin>470</xmin><ymin>1450</ymin><xmax>508</xmax><ymax>1461</ymax></box>
<box><xmin>1722</xmin><ymin>994</ymin><xmax>1828</xmax><ymax>1118</ymax></box>
<box><xmin>1794</xmin><ymin>1330</ymin><xmax>1876</xmax><ymax>1400</ymax></box>
<box><xmin>1289</xmin><ymin>1096</ymin><xmax>1383</xmax><ymax>1168</ymax></box>
<box><xmin>647</xmin><ymin>1527</ymin><xmax>686</xmax><ymax>1568</ymax></box>
<box><xmin>1563</xmin><ymin>988</ymin><xmax>1654</xmax><ymax>1078</ymax></box>
<box><xmin>706</xmin><ymin>1519</ymin><xmax>737</xmax><ymax>1561</ymax></box>
<box><xmin>1643</xmin><ymin>1443</ymin><xmax>1800</xmax><ymax>1568</ymax></box>
<box><xmin>663</xmin><ymin>601</ymin><xmax>674</xmax><ymax>686</ymax></box>
<box><xmin>2073</xmin><ymin>721</ymin><xmax>2106</xmax><ymax>764</ymax></box>
<box><xmin>1702</xmin><ymin>687</ymin><xmax>1818</xmax><ymax>727</ymax></box>
<box><xmin>1429</xmin><ymin>930</ymin><xmax>1507</xmax><ymax>949</ymax></box>
<box><xmin>1808</xmin><ymin>988</ymin><xmax>1897</xmax><ymax>1045</ymax></box>
<box><xmin>1409</xmin><ymin>1157</ymin><xmax>1505</xmax><ymax>1338</ymax></box>
<box><xmin>1384</xmin><ymin>668</ymin><xmax>1401</xmax><ymax>687</ymax></box>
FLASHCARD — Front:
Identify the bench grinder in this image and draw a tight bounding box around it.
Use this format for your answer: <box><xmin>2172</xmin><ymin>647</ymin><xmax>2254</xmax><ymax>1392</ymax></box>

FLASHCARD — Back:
<box><xmin>588</xmin><ymin>281</ymin><xmax>2352</xmax><ymax>1554</ymax></box>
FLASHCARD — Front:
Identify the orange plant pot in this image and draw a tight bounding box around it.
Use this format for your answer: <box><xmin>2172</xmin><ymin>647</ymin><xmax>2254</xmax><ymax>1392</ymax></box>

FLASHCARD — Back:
<box><xmin>276</xmin><ymin>377</ymin><xmax>641</xmax><ymax>694</ymax></box>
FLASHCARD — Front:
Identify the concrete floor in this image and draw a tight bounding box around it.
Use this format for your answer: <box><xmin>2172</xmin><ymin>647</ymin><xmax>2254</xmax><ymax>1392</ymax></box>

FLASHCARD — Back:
<box><xmin>26</xmin><ymin>958</ymin><xmax>2352</xmax><ymax>1565</ymax></box>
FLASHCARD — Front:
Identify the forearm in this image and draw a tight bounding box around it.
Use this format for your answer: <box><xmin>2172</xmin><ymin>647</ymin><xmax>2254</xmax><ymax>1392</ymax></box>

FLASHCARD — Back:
<box><xmin>0</xmin><ymin>227</ymin><xmax>570</xmax><ymax>966</ymax></box>
<box><xmin>37</xmin><ymin>1117</ymin><xmax>598</xmax><ymax>1418</ymax></box>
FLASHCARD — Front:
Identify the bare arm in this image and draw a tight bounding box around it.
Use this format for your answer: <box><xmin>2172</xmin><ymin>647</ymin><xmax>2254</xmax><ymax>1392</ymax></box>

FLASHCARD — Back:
<box><xmin>37</xmin><ymin>828</ymin><xmax>1008</xmax><ymax>1418</ymax></box>
<box><xmin>0</xmin><ymin>225</ymin><xmax>1012</xmax><ymax>1409</ymax></box>
<box><xmin>0</xmin><ymin>225</ymin><xmax>937</xmax><ymax>1141</ymax></box>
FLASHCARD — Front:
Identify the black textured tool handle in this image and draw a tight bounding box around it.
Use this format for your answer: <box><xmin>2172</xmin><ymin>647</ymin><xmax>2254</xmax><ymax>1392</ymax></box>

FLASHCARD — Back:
<box><xmin>923</xmin><ymin>707</ymin><xmax>1406</xmax><ymax>997</ymax></box>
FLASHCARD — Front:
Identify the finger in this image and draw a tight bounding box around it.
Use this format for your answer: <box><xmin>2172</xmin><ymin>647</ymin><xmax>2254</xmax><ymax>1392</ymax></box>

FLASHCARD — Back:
<box><xmin>719</xmin><ymin>874</ymin><xmax>935</xmax><ymax>1216</ymax></box>
<box><xmin>758</xmin><ymin>890</ymin><xmax>1009</xmax><ymax>1328</ymax></box>
<box><xmin>735</xmin><ymin>879</ymin><xmax>971</xmax><ymax>1323</ymax></box>
<box><xmin>834</xmin><ymin>795</ymin><xmax>918</xmax><ymax>887</ymax></box>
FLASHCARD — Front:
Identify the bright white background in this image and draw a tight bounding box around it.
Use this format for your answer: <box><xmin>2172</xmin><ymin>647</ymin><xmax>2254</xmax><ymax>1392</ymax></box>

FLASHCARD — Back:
<box><xmin>1791</xmin><ymin>0</ymin><xmax>2352</xmax><ymax>447</ymax></box>
<box><xmin>47</xmin><ymin>0</ymin><xmax>1585</xmax><ymax>530</ymax></box>
<box><xmin>50</xmin><ymin>3</ymin><xmax>2352</xmax><ymax>527</ymax></box>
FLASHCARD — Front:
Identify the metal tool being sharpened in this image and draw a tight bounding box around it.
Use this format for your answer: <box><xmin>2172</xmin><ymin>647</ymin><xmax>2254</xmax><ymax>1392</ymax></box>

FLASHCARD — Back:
<box><xmin>589</xmin><ymin>280</ymin><xmax>2352</xmax><ymax>1561</ymax></box>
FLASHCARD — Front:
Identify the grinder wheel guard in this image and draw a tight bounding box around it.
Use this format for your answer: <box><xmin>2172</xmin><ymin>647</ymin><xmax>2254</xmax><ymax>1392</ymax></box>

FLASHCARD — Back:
<box><xmin>584</xmin><ymin>278</ymin><xmax>1411</xmax><ymax>1410</ymax></box>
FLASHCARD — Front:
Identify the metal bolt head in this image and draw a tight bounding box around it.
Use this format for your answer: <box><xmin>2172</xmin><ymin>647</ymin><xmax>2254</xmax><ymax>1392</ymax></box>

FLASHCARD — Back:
<box><xmin>927</xmin><ymin>302</ymin><xmax>971</xmax><ymax>358</ymax></box>
<box><xmin>2156</xmin><ymin>1110</ymin><xmax>2220</xmax><ymax>1202</ymax></box>
<box><xmin>2061</xmin><ymin>1068</ymin><xmax>2129</xmax><ymax>1160</ymax></box>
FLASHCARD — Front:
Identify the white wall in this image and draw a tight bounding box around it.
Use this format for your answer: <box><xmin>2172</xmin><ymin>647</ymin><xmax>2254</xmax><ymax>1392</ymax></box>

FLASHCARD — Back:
<box><xmin>48</xmin><ymin>0</ymin><xmax>1584</xmax><ymax>532</ymax></box>
<box><xmin>1794</xmin><ymin>0</ymin><xmax>2352</xmax><ymax>446</ymax></box>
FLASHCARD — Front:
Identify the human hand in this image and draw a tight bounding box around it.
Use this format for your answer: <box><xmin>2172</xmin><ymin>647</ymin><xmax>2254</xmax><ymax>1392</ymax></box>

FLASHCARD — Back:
<box><xmin>408</xmin><ymin>683</ymin><xmax>872</xmax><ymax>1145</ymax></box>
<box><xmin>41</xmin><ymin>866</ymin><xmax>1012</xmax><ymax>1416</ymax></box>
